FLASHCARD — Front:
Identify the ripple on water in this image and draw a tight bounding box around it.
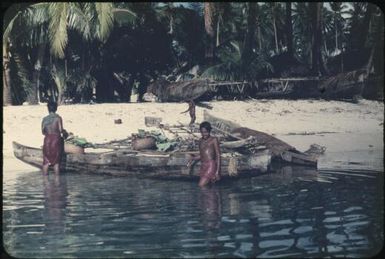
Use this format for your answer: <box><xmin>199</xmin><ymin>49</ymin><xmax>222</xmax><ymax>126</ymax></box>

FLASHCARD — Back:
<box><xmin>2</xmin><ymin>167</ymin><xmax>383</xmax><ymax>258</ymax></box>
<box><xmin>260</xmin><ymin>227</ymin><xmax>292</xmax><ymax>238</ymax></box>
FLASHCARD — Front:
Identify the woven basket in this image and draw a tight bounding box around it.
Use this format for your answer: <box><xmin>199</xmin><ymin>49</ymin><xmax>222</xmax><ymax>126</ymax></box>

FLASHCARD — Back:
<box><xmin>64</xmin><ymin>143</ymin><xmax>85</xmax><ymax>154</ymax></box>
<box><xmin>132</xmin><ymin>136</ymin><xmax>156</xmax><ymax>150</ymax></box>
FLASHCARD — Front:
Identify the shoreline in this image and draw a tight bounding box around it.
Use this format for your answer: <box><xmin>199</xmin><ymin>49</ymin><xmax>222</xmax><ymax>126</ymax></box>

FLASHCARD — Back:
<box><xmin>3</xmin><ymin>99</ymin><xmax>384</xmax><ymax>172</ymax></box>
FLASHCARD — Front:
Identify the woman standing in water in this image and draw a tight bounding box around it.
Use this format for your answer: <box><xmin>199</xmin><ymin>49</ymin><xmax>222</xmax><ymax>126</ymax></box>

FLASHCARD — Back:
<box><xmin>188</xmin><ymin>121</ymin><xmax>221</xmax><ymax>187</ymax></box>
<box><xmin>41</xmin><ymin>101</ymin><xmax>66</xmax><ymax>175</ymax></box>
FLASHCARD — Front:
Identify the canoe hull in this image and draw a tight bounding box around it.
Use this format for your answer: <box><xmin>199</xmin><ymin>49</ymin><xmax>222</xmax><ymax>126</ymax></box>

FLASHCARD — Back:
<box><xmin>203</xmin><ymin>111</ymin><xmax>318</xmax><ymax>167</ymax></box>
<box><xmin>12</xmin><ymin>141</ymin><xmax>271</xmax><ymax>179</ymax></box>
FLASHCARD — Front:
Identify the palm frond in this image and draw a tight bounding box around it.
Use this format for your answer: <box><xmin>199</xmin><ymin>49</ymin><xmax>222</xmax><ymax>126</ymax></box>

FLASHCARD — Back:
<box><xmin>202</xmin><ymin>40</ymin><xmax>272</xmax><ymax>81</ymax></box>
<box><xmin>51</xmin><ymin>64</ymin><xmax>67</xmax><ymax>94</ymax></box>
<box><xmin>29</xmin><ymin>3</ymin><xmax>50</xmax><ymax>24</ymax></box>
<box><xmin>12</xmin><ymin>52</ymin><xmax>30</xmax><ymax>88</ymax></box>
<box><xmin>10</xmin><ymin>51</ymin><xmax>33</xmax><ymax>103</ymax></box>
<box><xmin>3</xmin><ymin>10</ymin><xmax>23</xmax><ymax>42</ymax></box>
<box><xmin>95</xmin><ymin>3</ymin><xmax>114</xmax><ymax>42</ymax></box>
<box><xmin>48</xmin><ymin>3</ymin><xmax>68</xmax><ymax>58</ymax></box>
<box><xmin>67</xmin><ymin>3</ymin><xmax>90</xmax><ymax>40</ymax></box>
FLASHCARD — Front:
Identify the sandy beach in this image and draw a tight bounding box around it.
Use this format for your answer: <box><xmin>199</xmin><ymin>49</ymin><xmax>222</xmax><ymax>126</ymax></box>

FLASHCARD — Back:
<box><xmin>3</xmin><ymin>99</ymin><xmax>384</xmax><ymax>173</ymax></box>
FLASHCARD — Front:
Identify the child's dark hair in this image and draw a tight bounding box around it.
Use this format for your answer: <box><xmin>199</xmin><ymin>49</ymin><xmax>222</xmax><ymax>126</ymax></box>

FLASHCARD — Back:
<box><xmin>47</xmin><ymin>101</ymin><xmax>58</xmax><ymax>113</ymax></box>
<box><xmin>199</xmin><ymin>121</ymin><xmax>212</xmax><ymax>132</ymax></box>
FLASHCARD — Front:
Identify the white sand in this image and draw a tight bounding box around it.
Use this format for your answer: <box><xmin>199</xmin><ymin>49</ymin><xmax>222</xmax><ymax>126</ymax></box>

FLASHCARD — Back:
<box><xmin>3</xmin><ymin>99</ymin><xmax>384</xmax><ymax>172</ymax></box>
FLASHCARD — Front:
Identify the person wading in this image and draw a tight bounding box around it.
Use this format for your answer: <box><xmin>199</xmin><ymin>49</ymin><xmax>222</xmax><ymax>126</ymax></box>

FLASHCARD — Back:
<box><xmin>187</xmin><ymin>121</ymin><xmax>221</xmax><ymax>187</ymax></box>
<box><xmin>41</xmin><ymin>101</ymin><xmax>66</xmax><ymax>174</ymax></box>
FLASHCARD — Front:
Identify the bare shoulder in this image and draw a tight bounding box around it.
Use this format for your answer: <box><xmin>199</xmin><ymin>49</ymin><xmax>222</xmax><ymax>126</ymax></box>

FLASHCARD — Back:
<box><xmin>211</xmin><ymin>136</ymin><xmax>219</xmax><ymax>143</ymax></box>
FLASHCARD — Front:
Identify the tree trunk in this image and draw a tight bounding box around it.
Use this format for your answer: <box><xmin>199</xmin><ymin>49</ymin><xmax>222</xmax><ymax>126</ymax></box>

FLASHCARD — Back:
<box><xmin>28</xmin><ymin>43</ymin><xmax>46</xmax><ymax>104</ymax></box>
<box><xmin>57</xmin><ymin>84</ymin><xmax>65</xmax><ymax>105</ymax></box>
<box><xmin>273</xmin><ymin>15</ymin><xmax>279</xmax><ymax>54</ymax></box>
<box><xmin>335</xmin><ymin>17</ymin><xmax>339</xmax><ymax>51</ymax></box>
<box><xmin>204</xmin><ymin>2</ymin><xmax>217</xmax><ymax>65</ymax></box>
<box><xmin>216</xmin><ymin>16</ymin><xmax>220</xmax><ymax>47</ymax></box>
<box><xmin>242</xmin><ymin>2</ymin><xmax>257</xmax><ymax>64</ymax></box>
<box><xmin>365</xmin><ymin>10</ymin><xmax>383</xmax><ymax>77</ymax></box>
<box><xmin>3</xmin><ymin>43</ymin><xmax>12</xmax><ymax>106</ymax></box>
<box><xmin>359</xmin><ymin>3</ymin><xmax>375</xmax><ymax>49</ymax></box>
<box><xmin>310</xmin><ymin>2</ymin><xmax>326</xmax><ymax>76</ymax></box>
<box><xmin>285</xmin><ymin>2</ymin><xmax>293</xmax><ymax>56</ymax></box>
<box><xmin>169</xmin><ymin>15</ymin><xmax>173</xmax><ymax>34</ymax></box>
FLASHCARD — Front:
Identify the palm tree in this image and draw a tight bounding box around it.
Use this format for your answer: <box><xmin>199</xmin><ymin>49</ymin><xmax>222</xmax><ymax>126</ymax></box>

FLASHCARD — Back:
<box><xmin>201</xmin><ymin>41</ymin><xmax>272</xmax><ymax>82</ymax></box>
<box><xmin>3</xmin><ymin>3</ymin><xmax>32</xmax><ymax>105</ymax></box>
<box><xmin>266</xmin><ymin>3</ymin><xmax>285</xmax><ymax>54</ymax></box>
<box><xmin>255</xmin><ymin>4</ymin><xmax>273</xmax><ymax>52</ymax></box>
<box><xmin>365</xmin><ymin>6</ymin><xmax>384</xmax><ymax>76</ymax></box>
<box><xmin>329</xmin><ymin>2</ymin><xmax>349</xmax><ymax>52</ymax></box>
<box><xmin>285</xmin><ymin>2</ymin><xmax>293</xmax><ymax>57</ymax></box>
<box><xmin>310</xmin><ymin>2</ymin><xmax>326</xmax><ymax>75</ymax></box>
<box><xmin>269</xmin><ymin>2</ymin><xmax>280</xmax><ymax>54</ymax></box>
<box><xmin>204</xmin><ymin>2</ymin><xmax>218</xmax><ymax>64</ymax></box>
<box><xmin>4</xmin><ymin>2</ymin><xmax>135</xmax><ymax>105</ymax></box>
<box><xmin>242</xmin><ymin>2</ymin><xmax>257</xmax><ymax>63</ymax></box>
<box><xmin>346</xmin><ymin>3</ymin><xmax>375</xmax><ymax>51</ymax></box>
<box><xmin>154</xmin><ymin>3</ymin><xmax>204</xmax><ymax>67</ymax></box>
<box><xmin>214</xmin><ymin>2</ymin><xmax>232</xmax><ymax>47</ymax></box>
<box><xmin>358</xmin><ymin>3</ymin><xmax>376</xmax><ymax>50</ymax></box>
<box><xmin>293</xmin><ymin>3</ymin><xmax>313</xmax><ymax>62</ymax></box>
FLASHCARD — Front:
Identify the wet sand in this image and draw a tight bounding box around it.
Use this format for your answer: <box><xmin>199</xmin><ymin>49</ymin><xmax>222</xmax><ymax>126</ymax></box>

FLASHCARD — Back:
<box><xmin>3</xmin><ymin>99</ymin><xmax>384</xmax><ymax>172</ymax></box>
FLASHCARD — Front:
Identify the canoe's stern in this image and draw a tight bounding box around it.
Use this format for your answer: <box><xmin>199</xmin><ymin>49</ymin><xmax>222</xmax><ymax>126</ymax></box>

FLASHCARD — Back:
<box><xmin>12</xmin><ymin>141</ymin><xmax>43</xmax><ymax>169</ymax></box>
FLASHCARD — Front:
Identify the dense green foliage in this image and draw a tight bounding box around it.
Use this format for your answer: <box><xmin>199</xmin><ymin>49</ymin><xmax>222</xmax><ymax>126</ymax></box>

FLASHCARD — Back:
<box><xmin>3</xmin><ymin>2</ymin><xmax>383</xmax><ymax>105</ymax></box>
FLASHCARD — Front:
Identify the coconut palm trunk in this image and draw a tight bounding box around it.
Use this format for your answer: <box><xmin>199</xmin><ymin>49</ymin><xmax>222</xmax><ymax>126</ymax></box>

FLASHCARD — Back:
<box><xmin>310</xmin><ymin>2</ymin><xmax>326</xmax><ymax>76</ymax></box>
<box><xmin>285</xmin><ymin>2</ymin><xmax>293</xmax><ymax>56</ymax></box>
<box><xmin>365</xmin><ymin>10</ymin><xmax>383</xmax><ymax>77</ymax></box>
<box><xmin>273</xmin><ymin>17</ymin><xmax>279</xmax><ymax>54</ymax></box>
<box><xmin>216</xmin><ymin>16</ymin><xmax>220</xmax><ymax>47</ymax></box>
<box><xmin>242</xmin><ymin>2</ymin><xmax>257</xmax><ymax>64</ymax></box>
<box><xmin>28</xmin><ymin>43</ymin><xmax>46</xmax><ymax>104</ymax></box>
<box><xmin>359</xmin><ymin>3</ymin><xmax>375</xmax><ymax>49</ymax></box>
<box><xmin>204</xmin><ymin>2</ymin><xmax>217</xmax><ymax>65</ymax></box>
<box><xmin>335</xmin><ymin>16</ymin><xmax>339</xmax><ymax>51</ymax></box>
<box><xmin>270</xmin><ymin>4</ymin><xmax>279</xmax><ymax>54</ymax></box>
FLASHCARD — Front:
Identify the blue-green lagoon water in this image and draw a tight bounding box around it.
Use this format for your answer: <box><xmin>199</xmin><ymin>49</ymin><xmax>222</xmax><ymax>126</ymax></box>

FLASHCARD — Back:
<box><xmin>3</xmin><ymin>157</ymin><xmax>384</xmax><ymax>258</ymax></box>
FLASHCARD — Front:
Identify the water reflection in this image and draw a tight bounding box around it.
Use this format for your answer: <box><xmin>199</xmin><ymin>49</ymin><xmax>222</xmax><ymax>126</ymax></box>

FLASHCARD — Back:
<box><xmin>2</xmin><ymin>165</ymin><xmax>383</xmax><ymax>258</ymax></box>
<box><xmin>199</xmin><ymin>186</ymin><xmax>221</xmax><ymax>230</ymax></box>
<box><xmin>43</xmin><ymin>174</ymin><xmax>68</xmax><ymax>235</ymax></box>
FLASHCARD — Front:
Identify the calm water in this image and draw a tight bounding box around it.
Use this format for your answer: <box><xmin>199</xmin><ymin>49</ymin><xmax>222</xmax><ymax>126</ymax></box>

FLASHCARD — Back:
<box><xmin>3</xmin><ymin>165</ymin><xmax>384</xmax><ymax>258</ymax></box>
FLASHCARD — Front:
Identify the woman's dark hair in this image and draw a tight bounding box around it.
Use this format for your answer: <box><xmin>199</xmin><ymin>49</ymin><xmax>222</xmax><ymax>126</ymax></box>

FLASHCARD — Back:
<box><xmin>47</xmin><ymin>101</ymin><xmax>58</xmax><ymax>113</ymax></box>
<box><xmin>199</xmin><ymin>121</ymin><xmax>212</xmax><ymax>132</ymax></box>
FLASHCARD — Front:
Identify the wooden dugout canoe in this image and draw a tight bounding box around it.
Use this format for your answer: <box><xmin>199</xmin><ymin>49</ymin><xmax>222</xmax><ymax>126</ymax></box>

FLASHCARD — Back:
<box><xmin>203</xmin><ymin>111</ymin><xmax>318</xmax><ymax>167</ymax></box>
<box><xmin>12</xmin><ymin>141</ymin><xmax>272</xmax><ymax>179</ymax></box>
<box><xmin>13</xmin><ymin>111</ymin><xmax>317</xmax><ymax>178</ymax></box>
